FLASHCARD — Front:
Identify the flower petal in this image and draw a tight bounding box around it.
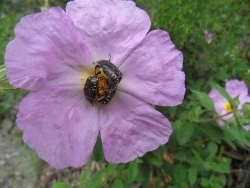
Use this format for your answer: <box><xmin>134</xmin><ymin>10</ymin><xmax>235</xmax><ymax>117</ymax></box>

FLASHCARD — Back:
<box><xmin>225</xmin><ymin>80</ymin><xmax>248</xmax><ymax>100</ymax></box>
<box><xmin>5</xmin><ymin>7</ymin><xmax>92</xmax><ymax>91</ymax></box>
<box><xmin>239</xmin><ymin>96</ymin><xmax>250</xmax><ymax>110</ymax></box>
<box><xmin>99</xmin><ymin>92</ymin><xmax>172</xmax><ymax>163</ymax></box>
<box><xmin>119</xmin><ymin>30</ymin><xmax>185</xmax><ymax>106</ymax></box>
<box><xmin>209</xmin><ymin>89</ymin><xmax>231</xmax><ymax>117</ymax></box>
<box><xmin>17</xmin><ymin>88</ymin><xmax>99</xmax><ymax>169</ymax></box>
<box><xmin>66</xmin><ymin>0</ymin><xmax>150</xmax><ymax>63</ymax></box>
<box><xmin>244</xmin><ymin>125</ymin><xmax>250</xmax><ymax>131</ymax></box>
<box><xmin>209</xmin><ymin>89</ymin><xmax>225</xmax><ymax>113</ymax></box>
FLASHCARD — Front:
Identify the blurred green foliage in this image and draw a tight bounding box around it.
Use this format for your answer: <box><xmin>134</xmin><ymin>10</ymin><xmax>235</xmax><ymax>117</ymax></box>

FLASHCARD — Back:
<box><xmin>1</xmin><ymin>0</ymin><xmax>250</xmax><ymax>188</ymax></box>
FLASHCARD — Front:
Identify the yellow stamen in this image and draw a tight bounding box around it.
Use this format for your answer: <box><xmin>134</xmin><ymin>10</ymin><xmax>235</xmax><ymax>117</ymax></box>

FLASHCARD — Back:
<box><xmin>223</xmin><ymin>101</ymin><xmax>232</xmax><ymax>113</ymax></box>
<box><xmin>80</xmin><ymin>66</ymin><xmax>107</xmax><ymax>84</ymax></box>
<box><xmin>79</xmin><ymin>67</ymin><xmax>96</xmax><ymax>84</ymax></box>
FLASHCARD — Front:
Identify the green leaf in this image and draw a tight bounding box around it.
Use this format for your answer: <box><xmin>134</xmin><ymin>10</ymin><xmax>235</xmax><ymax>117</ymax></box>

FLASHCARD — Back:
<box><xmin>201</xmin><ymin>124</ymin><xmax>224</xmax><ymax>140</ymax></box>
<box><xmin>201</xmin><ymin>178</ymin><xmax>209</xmax><ymax>187</ymax></box>
<box><xmin>85</xmin><ymin>169</ymin><xmax>104</xmax><ymax>188</ymax></box>
<box><xmin>0</xmin><ymin>65</ymin><xmax>6</xmax><ymax>78</ymax></box>
<box><xmin>212</xmin><ymin>158</ymin><xmax>231</xmax><ymax>173</ymax></box>
<box><xmin>92</xmin><ymin>136</ymin><xmax>104</xmax><ymax>162</ymax></box>
<box><xmin>176</xmin><ymin>122</ymin><xmax>194</xmax><ymax>145</ymax></box>
<box><xmin>207</xmin><ymin>141</ymin><xmax>218</xmax><ymax>160</ymax></box>
<box><xmin>52</xmin><ymin>182</ymin><xmax>69</xmax><ymax>188</ymax></box>
<box><xmin>191</xmin><ymin>149</ymin><xmax>204</xmax><ymax>162</ymax></box>
<box><xmin>231</xmin><ymin>96</ymin><xmax>240</xmax><ymax>110</ymax></box>
<box><xmin>192</xmin><ymin>90</ymin><xmax>215</xmax><ymax>111</ymax></box>
<box><xmin>139</xmin><ymin>161</ymin><xmax>150</xmax><ymax>185</ymax></box>
<box><xmin>0</xmin><ymin>81</ymin><xmax>17</xmax><ymax>91</ymax></box>
<box><xmin>210</xmin><ymin>82</ymin><xmax>231</xmax><ymax>101</ymax></box>
<box><xmin>225</xmin><ymin>139</ymin><xmax>236</xmax><ymax>150</ymax></box>
<box><xmin>127</xmin><ymin>161</ymin><xmax>139</xmax><ymax>182</ymax></box>
<box><xmin>80</xmin><ymin>169</ymin><xmax>91</xmax><ymax>186</ymax></box>
<box><xmin>84</xmin><ymin>164</ymin><xmax>116</xmax><ymax>188</ymax></box>
<box><xmin>209</xmin><ymin>174</ymin><xmax>226</xmax><ymax>187</ymax></box>
<box><xmin>111</xmin><ymin>178</ymin><xmax>124</xmax><ymax>188</ymax></box>
<box><xmin>105</xmin><ymin>164</ymin><xmax>116</xmax><ymax>175</ymax></box>
<box><xmin>0</xmin><ymin>66</ymin><xmax>18</xmax><ymax>93</ymax></box>
<box><xmin>242</xmin><ymin>103</ymin><xmax>250</xmax><ymax>118</ymax></box>
<box><xmin>227</xmin><ymin>125</ymin><xmax>250</xmax><ymax>145</ymax></box>
<box><xmin>145</xmin><ymin>152</ymin><xmax>162</xmax><ymax>167</ymax></box>
<box><xmin>173</xmin><ymin>163</ymin><xmax>186</xmax><ymax>182</ymax></box>
<box><xmin>188</xmin><ymin>167</ymin><xmax>197</xmax><ymax>186</ymax></box>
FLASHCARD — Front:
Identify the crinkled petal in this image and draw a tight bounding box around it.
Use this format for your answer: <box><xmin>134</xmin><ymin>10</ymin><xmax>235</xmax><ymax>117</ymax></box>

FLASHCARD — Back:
<box><xmin>5</xmin><ymin>7</ymin><xmax>92</xmax><ymax>91</ymax></box>
<box><xmin>118</xmin><ymin>30</ymin><xmax>185</xmax><ymax>106</ymax></box>
<box><xmin>66</xmin><ymin>0</ymin><xmax>150</xmax><ymax>64</ymax></box>
<box><xmin>17</xmin><ymin>88</ymin><xmax>99</xmax><ymax>169</ymax></box>
<box><xmin>99</xmin><ymin>92</ymin><xmax>172</xmax><ymax>163</ymax></box>
<box><xmin>225</xmin><ymin>80</ymin><xmax>248</xmax><ymax>100</ymax></box>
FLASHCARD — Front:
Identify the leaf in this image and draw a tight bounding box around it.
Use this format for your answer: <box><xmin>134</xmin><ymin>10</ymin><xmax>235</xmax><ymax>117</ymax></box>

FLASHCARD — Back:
<box><xmin>242</xmin><ymin>103</ymin><xmax>250</xmax><ymax>118</ymax></box>
<box><xmin>201</xmin><ymin>178</ymin><xmax>209</xmax><ymax>187</ymax></box>
<box><xmin>173</xmin><ymin>163</ymin><xmax>186</xmax><ymax>182</ymax></box>
<box><xmin>188</xmin><ymin>167</ymin><xmax>197</xmax><ymax>186</ymax></box>
<box><xmin>210</xmin><ymin>82</ymin><xmax>231</xmax><ymax>101</ymax></box>
<box><xmin>176</xmin><ymin>122</ymin><xmax>194</xmax><ymax>145</ymax></box>
<box><xmin>145</xmin><ymin>152</ymin><xmax>163</xmax><ymax>167</ymax></box>
<box><xmin>80</xmin><ymin>169</ymin><xmax>91</xmax><ymax>186</ymax></box>
<box><xmin>210</xmin><ymin>174</ymin><xmax>226</xmax><ymax>187</ymax></box>
<box><xmin>211</xmin><ymin>158</ymin><xmax>231</xmax><ymax>173</ymax></box>
<box><xmin>52</xmin><ymin>182</ymin><xmax>69</xmax><ymax>188</ymax></box>
<box><xmin>207</xmin><ymin>141</ymin><xmax>218</xmax><ymax>160</ymax></box>
<box><xmin>85</xmin><ymin>169</ymin><xmax>104</xmax><ymax>188</ymax></box>
<box><xmin>127</xmin><ymin>160</ymin><xmax>139</xmax><ymax>182</ymax></box>
<box><xmin>0</xmin><ymin>82</ymin><xmax>16</xmax><ymax>90</ymax></box>
<box><xmin>92</xmin><ymin>136</ymin><xmax>104</xmax><ymax>162</ymax></box>
<box><xmin>0</xmin><ymin>66</ymin><xmax>18</xmax><ymax>93</ymax></box>
<box><xmin>192</xmin><ymin>90</ymin><xmax>215</xmax><ymax>111</ymax></box>
<box><xmin>227</xmin><ymin>125</ymin><xmax>250</xmax><ymax>145</ymax></box>
<box><xmin>225</xmin><ymin>139</ymin><xmax>236</xmax><ymax>149</ymax></box>
<box><xmin>139</xmin><ymin>161</ymin><xmax>150</xmax><ymax>185</ymax></box>
<box><xmin>0</xmin><ymin>65</ymin><xmax>6</xmax><ymax>79</ymax></box>
<box><xmin>201</xmin><ymin>124</ymin><xmax>224</xmax><ymax>140</ymax></box>
<box><xmin>191</xmin><ymin>149</ymin><xmax>204</xmax><ymax>162</ymax></box>
<box><xmin>105</xmin><ymin>164</ymin><xmax>116</xmax><ymax>175</ymax></box>
<box><xmin>111</xmin><ymin>178</ymin><xmax>124</xmax><ymax>188</ymax></box>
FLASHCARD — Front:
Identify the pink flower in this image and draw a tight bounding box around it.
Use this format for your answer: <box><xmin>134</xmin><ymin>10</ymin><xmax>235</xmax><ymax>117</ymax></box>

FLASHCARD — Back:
<box><xmin>5</xmin><ymin>0</ymin><xmax>185</xmax><ymax>169</ymax></box>
<box><xmin>204</xmin><ymin>30</ymin><xmax>213</xmax><ymax>44</ymax></box>
<box><xmin>209</xmin><ymin>80</ymin><xmax>250</xmax><ymax>128</ymax></box>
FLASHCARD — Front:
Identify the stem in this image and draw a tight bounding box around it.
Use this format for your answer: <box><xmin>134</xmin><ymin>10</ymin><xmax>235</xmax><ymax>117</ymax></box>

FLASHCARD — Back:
<box><xmin>193</xmin><ymin>111</ymin><xmax>235</xmax><ymax>123</ymax></box>
<box><xmin>232</xmin><ymin>109</ymin><xmax>241</xmax><ymax>127</ymax></box>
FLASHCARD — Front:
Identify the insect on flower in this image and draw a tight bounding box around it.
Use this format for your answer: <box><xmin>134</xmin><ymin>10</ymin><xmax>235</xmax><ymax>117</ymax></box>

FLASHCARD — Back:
<box><xmin>5</xmin><ymin>0</ymin><xmax>185</xmax><ymax>169</ymax></box>
<box><xmin>96</xmin><ymin>59</ymin><xmax>123</xmax><ymax>85</ymax></box>
<box><xmin>84</xmin><ymin>57</ymin><xmax>122</xmax><ymax>105</ymax></box>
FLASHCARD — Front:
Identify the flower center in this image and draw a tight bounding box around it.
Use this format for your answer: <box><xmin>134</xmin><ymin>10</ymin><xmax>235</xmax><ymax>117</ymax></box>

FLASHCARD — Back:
<box><xmin>223</xmin><ymin>101</ymin><xmax>232</xmax><ymax>113</ymax></box>
<box><xmin>83</xmin><ymin>60</ymin><xmax>123</xmax><ymax>105</ymax></box>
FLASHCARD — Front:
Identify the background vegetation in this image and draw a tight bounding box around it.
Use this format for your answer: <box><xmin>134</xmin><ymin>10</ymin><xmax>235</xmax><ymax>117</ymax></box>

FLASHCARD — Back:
<box><xmin>0</xmin><ymin>0</ymin><xmax>250</xmax><ymax>187</ymax></box>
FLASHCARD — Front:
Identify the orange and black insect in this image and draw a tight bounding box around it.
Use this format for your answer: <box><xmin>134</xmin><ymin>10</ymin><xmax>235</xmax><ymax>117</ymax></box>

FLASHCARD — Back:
<box><xmin>96</xmin><ymin>60</ymin><xmax>123</xmax><ymax>85</ymax></box>
<box><xmin>83</xmin><ymin>58</ymin><xmax>122</xmax><ymax>105</ymax></box>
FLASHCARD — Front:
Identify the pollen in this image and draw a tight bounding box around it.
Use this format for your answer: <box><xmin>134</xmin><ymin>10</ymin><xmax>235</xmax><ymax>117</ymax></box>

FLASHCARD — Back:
<box><xmin>98</xmin><ymin>76</ymin><xmax>109</xmax><ymax>96</ymax></box>
<box><xmin>223</xmin><ymin>101</ymin><xmax>232</xmax><ymax>113</ymax></box>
